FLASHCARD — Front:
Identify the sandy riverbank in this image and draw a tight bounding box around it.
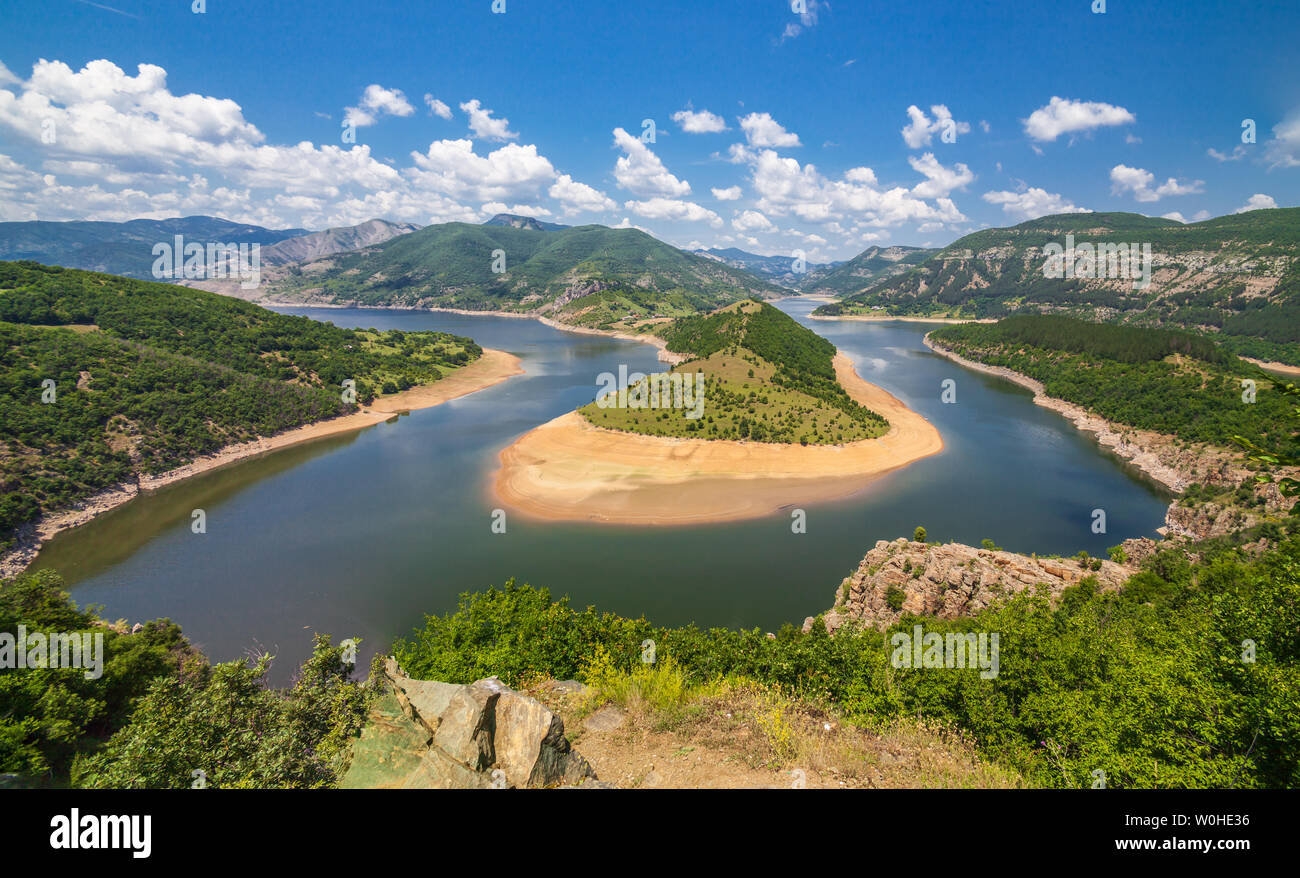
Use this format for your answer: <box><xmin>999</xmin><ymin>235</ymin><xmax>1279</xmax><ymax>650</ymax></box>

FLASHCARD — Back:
<box><xmin>492</xmin><ymin>352</ymin><xmax>943</xmax><ymax>525</ymax></box>
<box><xmin>1</xmin><ymin>349</ymin><xmax>524</xmax><ymax>578</ymax></box>
<box><xmin>1243</xmin><ymin>356</ymin><xmax>1300</xmax><ymax>378</ymax></box>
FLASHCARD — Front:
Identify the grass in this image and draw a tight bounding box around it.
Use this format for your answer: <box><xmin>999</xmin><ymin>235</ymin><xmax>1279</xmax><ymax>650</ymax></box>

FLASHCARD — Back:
<box><xmin>561</xmin><ymin>652</ymin><xmax>1025</xmax><ymax>788</ymax></box>
<box><xmin>578</xmin><ymin>349</ymin><xmax>889</xmax><ymax>444</ymax></box>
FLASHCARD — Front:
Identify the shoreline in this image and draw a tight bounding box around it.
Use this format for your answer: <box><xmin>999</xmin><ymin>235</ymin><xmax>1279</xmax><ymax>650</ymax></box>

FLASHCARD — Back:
<box><xmin>491</xmin><ymin>352</ymin><xmax>943</xmax><ymax>525</ymax></box>
<box><xmin>1</xmin><ymin>348</ymin><xmax>524</xmax><ymax>579</ymax></box>
<box><xmin>922</xmin><ymin>334</ymin><xmax>1192</xmax><ymax>493</ymax></box>
<box><xmin>1242</xmin><ymin>356</ymin><xmax>1300</xmax><ymax>377</ymax></box>
<box><xmin>264</xmin><ymin>298</ymin><xmax>689</xmax><ymax>365</ymax></box>
<box><xmin>534</xmin><ymin>316</ymin><xmax>687</xmax><ymax>364</ymax></box>
<box><xmin>810</xmin><ymin>313</ymin><xmax>995</xmax><ymax>324</ymax></box>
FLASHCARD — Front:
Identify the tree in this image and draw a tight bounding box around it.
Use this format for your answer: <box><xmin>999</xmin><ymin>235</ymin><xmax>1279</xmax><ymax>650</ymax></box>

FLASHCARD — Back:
<box><xmin>1234</xmin><ymin>367</ymin><xmax>1300</xmax><ymax>498</ymax></box>
<box><xmin>913</xmin><ymin>526</ymin><xmax>927</xmax><ymax>542</ymax></box>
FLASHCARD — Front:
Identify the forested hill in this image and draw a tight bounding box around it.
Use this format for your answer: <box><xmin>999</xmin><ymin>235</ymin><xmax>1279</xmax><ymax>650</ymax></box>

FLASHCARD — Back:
<box><xmin>580</xmin><ymin>301</ymin><xmax>889</xmax><ymax>444</ymax></box>
<box><xmin>0</xmin><ymin>261</ymin><xmax>482</xmax><ymax>546</ymax></box>
<box><xmin>264</xmin><ymin>220</ymin><xmax>785</xmax><ymax>317</ymax></box>
<box><xmin>929</xmin><ymin>315</ymin><xmax>1298</xmax><ymax>453</ymax></box>
<box><xmin>815</xmin><ymin>208</ymin><xmax>1300</xmax><ymax>366</ymax></box>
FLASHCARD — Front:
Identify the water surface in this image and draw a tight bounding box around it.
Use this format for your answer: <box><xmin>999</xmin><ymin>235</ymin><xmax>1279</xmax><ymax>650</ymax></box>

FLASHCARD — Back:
<box><xmin>38</xmin><ymin>299</ymin><xmax>1171</xmax><ymax>679</ymax></box>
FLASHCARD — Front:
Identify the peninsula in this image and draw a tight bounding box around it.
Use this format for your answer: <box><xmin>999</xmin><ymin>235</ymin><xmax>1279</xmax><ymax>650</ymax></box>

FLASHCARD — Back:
<box><xmin>494</xmin><ymin>301</ymin><xmax>942</xmax><ymax>523</ymax></box>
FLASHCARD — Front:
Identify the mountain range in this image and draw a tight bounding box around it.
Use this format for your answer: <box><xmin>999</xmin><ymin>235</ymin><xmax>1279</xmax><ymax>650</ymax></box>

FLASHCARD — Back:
<box><xmin>4</xmin><ymin>207</ymin><xmax>1298</xmax><ymax>363</ymax></box>
<box><xmin>0</xmin><ymin>216</ymin><xmax>310</xmax><ymax>279</ymax></box>
<box><xmin>691</xmin><ymin>247</ymin><xmax>839</xmax><ymax>288</ymax></box>
<box><xmin>813</xmin><ymin>208</ymin><xmax>1300</xmax><ymax>364</ymax></box>
<box><xmin>266</xmin><ymin>219</ymin><xmax>787</xmax><ymax>324</ymax></box>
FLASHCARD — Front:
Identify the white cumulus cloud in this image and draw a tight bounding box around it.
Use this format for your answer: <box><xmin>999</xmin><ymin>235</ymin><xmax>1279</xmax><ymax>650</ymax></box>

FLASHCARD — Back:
<box><xmin>612</xmin><ymin>127</ymin><xmax>691</xmax><ymax>197</ymax></box>
<box><xmin>901</xmin><ymin>105</ymin><xmax>970</xmax><ymax>149</ymax></box>
<box><xmin>423</xmin><ymin>94</ymin><xmax>452</xmax><ymax>119</ymax></box>
<box><xmin>672</xmin><ymin>108</ymin><xmax>727</xmax><ymax>133</ymax></box>
<box><xmin>1235</xmin><ymin>193</ymin><xmax>1278</xmax><ymax>213</ymax></box>
<box><xmin>344</xmin><ymin>84</ymin><xmax>415</xmax><ymax>128</ymax></box>
<box><xmin>982</xmin><ymin>187</ymin><xmax>1090</xmax><ymax>221</ymax></box>
<box><xmin>1109</xmin><ymin>164</ymin><xmax>1203</xmax><ymax>202</ymax></box>
<box><xmin>624</xmin><ymin>197</ymin><xmax>722</xmax><ymax>226</ymax></box>
<box><xmin>459</xmin><ymin>99</ymin><xmax>518</xmax><ymax>141</ymax></box>
<box><xmin>738</xmin><ymin>112</ymin><xmax>801</xmax><ymax>148</ymax></box>
<box><xmin>1023</xmin><ymin>96</ymin><xmax>1135</xmax><ymax>142</ymax></box>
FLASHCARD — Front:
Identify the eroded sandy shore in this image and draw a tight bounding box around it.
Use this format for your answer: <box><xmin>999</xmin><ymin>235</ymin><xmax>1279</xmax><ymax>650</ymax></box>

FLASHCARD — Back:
<box><xmin>492</xmin><ymin>353</ymin><xmax>943</xmax><ymax>524</ymax></box>
<box><xmin>1</xmin><ymin>349</ymin><xmax>524</xmax><ymax>578</ymax></box>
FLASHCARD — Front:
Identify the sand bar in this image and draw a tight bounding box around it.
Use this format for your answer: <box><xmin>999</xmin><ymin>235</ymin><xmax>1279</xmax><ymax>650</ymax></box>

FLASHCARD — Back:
<box><xmin>1</xmin><ymin>349</ymin><xmax>523</xmax><ymax>578</ymax></box>
<box><xmin>1242</xmin><ymin>356</ymin><xmax>1300</xmax><ymax>378</ymax></box>
<box><xmin>492</xmin><ymin>353</ymin><xmax>942</xmax><ymax>524</ymax></box>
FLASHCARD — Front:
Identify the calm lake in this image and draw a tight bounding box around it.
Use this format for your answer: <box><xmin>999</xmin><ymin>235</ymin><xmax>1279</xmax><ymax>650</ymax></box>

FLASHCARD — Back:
<box><xmin>37</xmin><ymin>299</ymin><xmax>1172</xmax><ymax>679</ymax></box>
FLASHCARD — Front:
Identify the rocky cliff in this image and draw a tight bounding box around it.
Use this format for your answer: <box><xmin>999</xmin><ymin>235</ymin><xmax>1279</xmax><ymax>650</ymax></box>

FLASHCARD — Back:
<box><xmin>805</xmin><ymin>537</ymin><xmax>1144</xmax><ymax>633</ymax></box>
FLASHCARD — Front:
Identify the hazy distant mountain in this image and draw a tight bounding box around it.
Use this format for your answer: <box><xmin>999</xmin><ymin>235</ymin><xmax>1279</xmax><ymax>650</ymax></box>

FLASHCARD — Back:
<box><xmin>261</xmin><ymin>219</ymin><xmax>421</xmax><ymax>266</ymax></box>
<box><xmin>802</xmin><ymin>245</ymin><xmax>937</xmax><ymax>297</ymax></box>
<box><xmin>692</xmin><ymin>247</ymin><xmax>839</xmax><ymax>289</ymax></box>
<box><xmin>266</xmin><ymin>219</ymin><xmax>786</xmax><ymax>322</ymax></box>
<box><xmin>483</xmin><ymin>213</ymin><xmax>570</xmax><ymax>232</ymax></box>
<box><xmin>0</xmin><ymin>216</ymin><xmax>309</xmax><ymax>279</ymax></box>
<box><xmin>814</xmin><ymin>208</ymin><xmax>1300</xmax><ymax>365</ymax></box>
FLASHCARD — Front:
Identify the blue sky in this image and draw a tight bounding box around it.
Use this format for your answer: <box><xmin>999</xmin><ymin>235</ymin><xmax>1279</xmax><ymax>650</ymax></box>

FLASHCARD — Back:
<box><xmin>1</xmin><ymin>0</ymin><xmax>1297</xmax><ymax>260</ymax></box>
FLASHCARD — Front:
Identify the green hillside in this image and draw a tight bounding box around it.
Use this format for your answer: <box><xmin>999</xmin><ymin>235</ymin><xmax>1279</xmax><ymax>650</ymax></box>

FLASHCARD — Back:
<box><xmin>579</xmin><ymin>300</ymin><xmax>889</xmax><ymax>444</ymax></box>
<box><xmin>0</xmin><ymin>261</ymin><xmax>482</xmax><ymax>545</ymax></box>
<box><xmin>815</xmin><ymin>208</ymin><xmax>1300</xmax><ymax>364</ymax></box>
<box><xmin>929</xmin><ymin>315</ymin><xmax>1298</xmax><ymax>453</ymax></box>
<box><xmin>267</xmin><ymin>221</ymin><xmax>785</xmax><ymax>318</ymax></box>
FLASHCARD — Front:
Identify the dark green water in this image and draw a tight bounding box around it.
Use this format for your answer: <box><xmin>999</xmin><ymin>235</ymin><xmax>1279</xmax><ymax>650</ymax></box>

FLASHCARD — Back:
<box><xmin>37</xmin><ymin>299</ymin><xmax>1172</xmax><ymax>679</ymax></box>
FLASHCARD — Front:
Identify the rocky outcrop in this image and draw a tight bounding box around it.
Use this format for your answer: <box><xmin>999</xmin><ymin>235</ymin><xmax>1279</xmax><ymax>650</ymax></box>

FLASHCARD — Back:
<box><xmin>342</xmin><ymin>661</ymin><xmax>598</xmax><ymax>789</ymax></box>
<box><xmin>805</xmin><ymin>537</ymin><xmax>1133</xmax><ymax>633</ymax></box>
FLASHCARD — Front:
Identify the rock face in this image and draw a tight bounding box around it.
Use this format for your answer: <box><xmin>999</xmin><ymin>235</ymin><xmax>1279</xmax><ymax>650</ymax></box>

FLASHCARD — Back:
<box><xmin>805</xmin><ymin>538</ymin><xmax>1133</xmax><ymax>633</ymax></box>
<box><xmin>342</xmin><ymin>661</ymin><xmax>597</xmax><ymax>789</ymax></box>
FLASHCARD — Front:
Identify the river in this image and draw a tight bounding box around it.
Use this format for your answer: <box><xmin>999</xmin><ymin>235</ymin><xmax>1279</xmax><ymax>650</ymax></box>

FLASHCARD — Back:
<box><xmin>35</xmin><ymin>298</ymin><xmax>1172</xmax><ymax>679</ymax></box>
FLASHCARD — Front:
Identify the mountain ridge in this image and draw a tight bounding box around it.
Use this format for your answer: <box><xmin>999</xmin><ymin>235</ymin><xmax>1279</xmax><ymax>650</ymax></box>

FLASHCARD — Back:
<box><xmin>814</xmin><ymin>207</ymin><xmax>1300</xmax><ymax>364</ymax></box>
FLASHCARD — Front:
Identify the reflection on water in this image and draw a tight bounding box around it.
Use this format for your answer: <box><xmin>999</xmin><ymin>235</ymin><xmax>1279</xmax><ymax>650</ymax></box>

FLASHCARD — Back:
<box><xmin>42</xmin><ymin>300</ymin><xmax>1172</xmax><ymax>681</ymax></box>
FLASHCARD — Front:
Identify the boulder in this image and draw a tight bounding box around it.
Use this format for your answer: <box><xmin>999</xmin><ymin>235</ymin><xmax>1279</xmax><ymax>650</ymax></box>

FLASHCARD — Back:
<box><xmin>494</xmin><ymin>689</ymin><xmax>595</xmax><ymax>788</ymax></box>
<box><xmin>346</xmin><ymin>665</ymin><xmax>602</xmax><ymax>788</ymax></box>
<box><xmin>432</xmin><ymin>678</ymin><xmax>505</xmax><ymax>770</ymax></box>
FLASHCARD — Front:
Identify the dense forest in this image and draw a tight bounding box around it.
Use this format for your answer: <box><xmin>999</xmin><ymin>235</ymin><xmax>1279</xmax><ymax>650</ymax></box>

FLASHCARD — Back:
<box><xmin>0</xmin><ymin>262</ymin><xmax>483</xmax><ymax>545</ymax></box>
<box><xmin>582</xmin><ymin>301</ymin><xmax>888</xmax><ymax>444</ymax></box>
<box><xmin>930</xmin><ymin>315</ymin><xmax>1299</xmax><ymax>454</ymax></box>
